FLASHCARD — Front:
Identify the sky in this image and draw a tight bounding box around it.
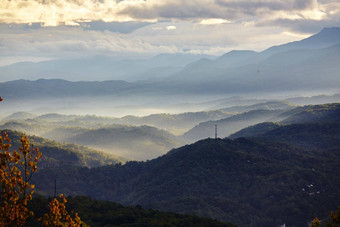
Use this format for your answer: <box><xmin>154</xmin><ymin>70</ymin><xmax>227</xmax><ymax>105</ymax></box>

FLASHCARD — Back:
<box><xmin>0</xmin><ymin>0</ymin><xmax>339</xmax><ymax>65</ymax></box>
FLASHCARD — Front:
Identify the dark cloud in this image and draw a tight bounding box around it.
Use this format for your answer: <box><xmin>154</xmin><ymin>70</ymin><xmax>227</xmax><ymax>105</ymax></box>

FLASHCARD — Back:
<box><xmin>118</xmin><ymin>2</ymin><xmax>228</xmax><ymax>20</ymax></box>
<box><xmin>117</xmin><ymin>0</ymin><xmax>324</xmax><ymax>22</ymax></box>
<box><xmin>254</xmin><ymin>0</ymin><xmax>340</xmax><ymax>34</ymax></box>
<box><xmin>216</xmin><ymin>0</ymin><xmax>315</xmax><ymax>12</ymax></box>
<box><xmin>257</xmin><ymin>17</ymin><xmax>340</xmax><ymax>34</ymax></box>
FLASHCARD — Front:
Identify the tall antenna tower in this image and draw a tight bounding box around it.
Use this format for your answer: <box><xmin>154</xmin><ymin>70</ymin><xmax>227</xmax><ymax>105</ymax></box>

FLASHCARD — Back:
<box><xmin>215</xmin><ymin>124</ymin><xmax>217</xmax><ymax>139</ymax></box>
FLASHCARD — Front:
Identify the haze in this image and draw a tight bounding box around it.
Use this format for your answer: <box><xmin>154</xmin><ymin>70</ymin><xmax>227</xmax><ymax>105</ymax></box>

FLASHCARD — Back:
<box><xmin>1</xmin><ymin>0</ymin><xmax>340</xmax><ymax>160</ymax></box>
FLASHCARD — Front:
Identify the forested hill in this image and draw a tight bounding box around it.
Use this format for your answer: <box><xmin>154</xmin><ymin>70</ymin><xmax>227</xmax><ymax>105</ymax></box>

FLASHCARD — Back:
<box><xmin>28</xmin><ymin>195</ymin><xmax>234</xmax><ymax>227</ymax></box>
<box><xmin>229</xmin><ymin>103</ymin><xmax>340</xmax><ymax>150</ymax></box>
<box><xmin>32</xmin><ymin>136</ymin><xmax>340</xmax><ymax>226</ymax></box>
<box><xmin>3</xmin><ymin>130</ymin><xmax>125</xmax><ymax>168</ymax></box>
<box><xmin>280</xmin><ymin>103</ymin><xmax>340</xmax><ymax>124</ymax></box>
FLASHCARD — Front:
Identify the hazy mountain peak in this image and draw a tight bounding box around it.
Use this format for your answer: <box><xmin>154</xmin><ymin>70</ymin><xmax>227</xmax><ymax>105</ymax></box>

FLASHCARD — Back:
<box><xmin>263</xmin><ymin>27</ymin><xmax>340</xmax><ymax>55</ymax></box>
<box><xmin>2</xmin><ymin>111</ymin><xmax>37</xmax><ymax>121</ymax></box>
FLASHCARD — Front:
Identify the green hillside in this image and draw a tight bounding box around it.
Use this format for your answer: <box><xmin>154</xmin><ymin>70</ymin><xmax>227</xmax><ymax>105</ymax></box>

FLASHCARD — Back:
<box><xmin>3</xmin><ymin>130</ymin><xmax>125</xmax><ymax>168</ymax></box>
<box><xmin>229</xmin><ymin>103</ymin><xmax>340</xmax><ymax>150</ymax></box>
<box><xmin>28</xmin><ymin>195</ymin><xmax>234</xmax><ymax>227</ymax></box>
<box><xmin>3</xmin><ymin>103</ymin><xmax>340</xmax><ymax>226</ymax></box>
<box><xmin>229</xmin><ymin>122</ymin><xmax>284</xmax><ymax>139</ymax></box>
<box><xmin>31</xmin><ymin>136</ymin><xmax>340</xmax><ymax>226</ymax></box>
<box><xmin>279</xmin><ymin>103</ymin><xmax>340</xmax><ymax>124</ymax></box>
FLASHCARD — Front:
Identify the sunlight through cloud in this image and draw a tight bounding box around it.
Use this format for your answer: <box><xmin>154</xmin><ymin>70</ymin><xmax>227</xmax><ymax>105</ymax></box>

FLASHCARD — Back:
<box><xmin>200</xmin><ymin>18</ymin><xmax>231</xmax><ymax>25</ymax></box>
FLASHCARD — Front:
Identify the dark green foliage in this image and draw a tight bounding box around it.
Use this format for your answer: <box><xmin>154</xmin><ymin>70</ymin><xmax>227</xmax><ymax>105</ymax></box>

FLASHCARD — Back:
<box><xmin>31</xmin><ymin>136</ymin><xmax>340</xmax><ymax>226</ymax></box>
<box><xmin>229</xmin><ymin>122</ymin><xmax>340</xmax><ymax>150</ymax></box>
<box><xmin>280</xmin><ymin>103</ymin><xmax>340</xmax><ymax>124</ymax></box>
<box><xmin>27</xmin><ymin>195</ymin><xmax>234</xmax><ymax>227</ymax></box>
<box><xmin>229</xmin><ymin>103</ymin><xmax>340</xmax><ymax>150</ymax></box>
<box><xmin>229</xmin><ymin>122</ymin><xmax>284</xmax><ymax>139</ymax></box>
<box><xmin>256</xmin><ymin>122</ymin><xmax>340</xmax><ymax>150</ymax></box>
<box><xmin>6</xmin><ymin>103</ymin><xmax>340</xmax><ymax>226</ymax></box>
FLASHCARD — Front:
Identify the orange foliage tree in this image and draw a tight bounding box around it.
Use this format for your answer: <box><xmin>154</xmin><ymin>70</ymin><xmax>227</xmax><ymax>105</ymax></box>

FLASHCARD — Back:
<box><xmin>0</xmin><ymin>98</ymin><xmax>85</xmax><ymax>226</ymax></box>
<box><xmin>39</xmin><ymin>194</ymin><xmax>85</xmax><ymax>227</ymax></box>
<box><xmin>0</xmin><ymin>132</ymin><xmax>42</xmax><ymax>226</ymax></box>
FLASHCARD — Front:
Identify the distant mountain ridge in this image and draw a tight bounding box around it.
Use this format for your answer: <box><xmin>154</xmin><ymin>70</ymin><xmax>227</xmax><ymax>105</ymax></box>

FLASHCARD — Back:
<box><xmin>0</xmin><ymin>53</ymin><xmax>214</xmax><ymax>82</ymax></box>
<box><xmin>0</xmin><ymin>27</ymin><xmax>339</xmax><ymax>98</ymax></box>
<box><xmin>182</xmin><ymin>103</ymin><xmax>340</xmax><ymax>143</ymax></box>
<box><xmin>263</xmin><ymin>27</ymin><xmax>340</xmax><ymax>54</ymax></box>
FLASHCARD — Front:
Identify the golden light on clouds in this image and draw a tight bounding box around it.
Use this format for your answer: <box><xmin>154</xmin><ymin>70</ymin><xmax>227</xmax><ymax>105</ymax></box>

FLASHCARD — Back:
<box><xmin>0</xmin><ymin>0</ymin><xmax>151</xmax><ymax>26</ymax></box>
<box><xmin>1</xmin><ymin>0</ymin><xmax>337</xmax><ymax>26</ymax></box>
<box><xmin>0</xmin><ymin>0</ymin><xmax>339</xmax><ymax>61</ymax></box>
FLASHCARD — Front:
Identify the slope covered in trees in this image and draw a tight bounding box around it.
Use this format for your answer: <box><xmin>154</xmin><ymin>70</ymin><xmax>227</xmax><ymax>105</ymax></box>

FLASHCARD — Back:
<box><xmin>28</xmin><ymin>195</ymin><xmax>234</xmax><ymax>227</ymax></box>
<box><xmin>3</xmin><ymin>130</ymin><xmax>124</xmax><ymax>168</ymax></box>
<box><xmin>31</xmin><ymin>135</ymin><xmax>340</xmax><ymax>226</ymax></box>
<box><xmin>3</xmin><ymin>103</ymin><xmax>335</xmax><ymax>226</ymax></box>
<box><xmin>229</xmin><ymin>103</ymin><xmax>340</xmax><ymax>150</ymax></box>
<box><xmin>2</xmin><ymin>100</ymin><xmax>340</xmax><ymax>226</ymax></box>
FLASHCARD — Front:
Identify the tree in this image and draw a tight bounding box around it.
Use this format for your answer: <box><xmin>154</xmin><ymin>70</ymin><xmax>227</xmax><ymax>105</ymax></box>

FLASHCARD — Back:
<box><xmin>39</xmin><ymin>194</ymin><xmax>86</xmax><ymax>227</ymax></box>
<box><xmin>311</xmin><ymin>217</ymin><xmax>321</xmax><ymax>227</ymax></box>
<box><xmin>327</xmin><ymin>206</ymin><xmax>340</xmax><ymax>227</ymax></box>
<box><xmin>0</xmin><ymin>131</ymin><xmax>42</xmax><ymax>226</ymax></box>
<box><xmin>0</xmin><ymin>97</ymin><xmax>85</xmax><ymax>226</ymax></box>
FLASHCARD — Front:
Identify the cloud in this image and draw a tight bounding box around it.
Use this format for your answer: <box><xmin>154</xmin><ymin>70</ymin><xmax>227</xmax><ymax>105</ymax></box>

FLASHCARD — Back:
<box><xmin>80</xmin><ymin>21</ymin><xmax>153</xmax><ymax>33</ymax></box>
<box><xmin>166</xmin><ymin>25</ymin><xmax>176</xmax><ymax>30</ymax></box>
<box><xmin>0</xmin><ymin>0</ymin><xmax>154</xmax><ymax>26</ymax></box>
<box><xmin>0</xmin><ymin>0</ymin><xmax>338</xmax><ymax>33</ymax></box>
<box><xmin>0</xmin><ymin>0</ymin><xmax>339</xmax><ymax>64</ymax></box>
<box><xmin>254</xmin><ymin>1</ymin><xmax>340</xmax><ymax>33</ymax></box>
<box><xmin>215</xmin><ymin>0</ymin><xmax>316</xmax><ymax>11</ymax></box>
<box><xmin>200</xmin><ymin>18</ymin><xmax>231</xmax><ymax>25</ymax></box>
<box><xmin>0</xmin><ymin>24</ymin><xmax>184</xmax><ymax>60</ymax></box>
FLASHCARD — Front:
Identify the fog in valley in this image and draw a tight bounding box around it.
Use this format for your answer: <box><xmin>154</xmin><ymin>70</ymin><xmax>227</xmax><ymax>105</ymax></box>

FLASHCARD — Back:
<box><xmin>1</xmin><ymin>27</ymin><xmax>340</xmax><ymax>160</ymax></box>
<box><xmin>1</xmin><ymin>1</ymin><xmax>340</xmax><ymax>225</ymax></box>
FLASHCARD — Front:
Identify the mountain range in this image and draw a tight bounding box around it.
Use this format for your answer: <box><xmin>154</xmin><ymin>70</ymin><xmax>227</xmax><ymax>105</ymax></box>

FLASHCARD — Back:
<box><xmin>0</xmin><ymin>53</ymin><xmax>214</xmax><ymax>82</ymax></box>
<box><xmin>1</xmin><ymin>27</ymin><xmax>340</xmax><ymax>226</ymax></box>
<box><xmin>1</xmin><ymin>27</ymin><xmax>340</xmax><ymax>101</ymax></box>
<box><xmin>19</xmin><ymin>102</ymin><xmax>339</xmax><ymax>226</ymax></box>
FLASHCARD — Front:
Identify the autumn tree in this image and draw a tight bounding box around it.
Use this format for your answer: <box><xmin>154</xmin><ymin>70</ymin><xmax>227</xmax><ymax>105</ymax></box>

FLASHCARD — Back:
<box><xmin>39</xmin><ymin>194</ymin><xmax>86</xmax><ymax>227</ymax></box>
<box><xmin>327</xmin><ymin>206</ymin><xmax>340</xmax><ymax>227</ymax></box>
<box><xmin>0</xmin><ymin>132</ymin><xmax>42</xmax><ymax>226</ymax></box>
<box><xmin>311</xmin><ymin>217</ymin><xmax>321</xmax><ymax>227</ymax></box>
<box><xmin>0</xmin><ymin>98</ymin><xmax>85</xmax><ymax>226</ymax></box>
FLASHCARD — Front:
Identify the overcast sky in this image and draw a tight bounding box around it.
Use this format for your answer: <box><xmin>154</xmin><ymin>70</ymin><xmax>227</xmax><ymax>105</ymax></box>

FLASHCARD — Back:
<box><xmin>0</xmin><ymin>0</ymin><xmax>339</xmax><ymax>65</ymax></box>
